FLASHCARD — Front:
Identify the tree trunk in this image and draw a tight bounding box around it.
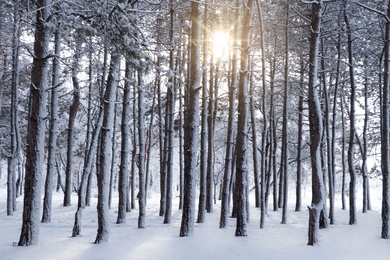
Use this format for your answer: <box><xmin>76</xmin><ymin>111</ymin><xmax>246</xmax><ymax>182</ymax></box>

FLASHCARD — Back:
<box><xmin>220</xmin><ymin>1</ymin><xmax>239</xmax><ymax>229</ymax></box>
<box><xmin>18</xmin><ymin>0</ymin><xmax>50</xmax><ymax>246</ymax></box>
<box><xmin>180</xmin><ymin>0</ymin><xmax>201</xmax><ymax>237</ymax></box>
<box><xmin>281</xmin><ymin>0</ymin><xmax>290</xmax><ymax>225</ymax></box>
<box><xmin>72</xmin><ymin>107</ymin><xmax>103</xmax><ymax>237</ymax></box>
<box><xmin>197</xmin><ymin>2</ymin><xmax>208</xmax><ymax>224</ymax></box>
<box><xmin>117</xmin><ymin>61</ymin><xmax>133</xmax><ymax>224</ymax></box>
<box><xmin>64</xmin><ymin>36</ymin><xmax>82</xmax><ymax>207</ymax></box>
<box><xmin>164</xmin><ymin>1</ymin><xmax>176</xmax><ymax>223</ymax></box>
<box><xmin>307</xmin><ymin>0</ymin><xmax>326</xmax><ymax>246</ymax></box>
<box><xmin>381</xmin><ymin>1</ymin><xmax>390</xmax><ymax>239</ymax></box>
<box><xmin>344</xmin><ymin>11</ymin><xmax>357</xmax><ymax>225</ymax></box>
<box><xmin>7</xmin><ymin>1</ymin><xmax>21</xmax><ymax>216</ymax></box>
<box><xmin>295</xmin><ymin>58</ymin><xmax>304</xmax><ymax>212</ymax></box>
<box><xmin>95</xmin><ymin>51</ymin><xmax>120</xmax><ymax>244</ymax></box>
<box><xmin>42</xmin><ymin>25</ymin><xmax>61</xmax><ymax>223</ymax></box>
<box><xmin>235</xmin><ymin>0</ymin><xmax>253</xmax><ymax>237</ymax></box>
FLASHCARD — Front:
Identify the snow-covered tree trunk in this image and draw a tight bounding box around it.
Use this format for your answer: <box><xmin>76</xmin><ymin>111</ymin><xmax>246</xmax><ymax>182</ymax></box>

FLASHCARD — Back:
<box><xmin>163</xmin><ymin>0</ymin><xmax>176</xmax><ymax>224</ymax></box>
<box><xmin>117</xmin><ymin>62</ymin><xmax>133</xmax><ymax>224</ymax></box>
<box><xmin>255</xmin><ymin>0</ymin><xmax>268</xmax><ymax>228</ymax></box>
<box><xmin>235</xmin><ymin>0</ymin><xmax>253</xmax><ymax>237</ymax></box>
<box><xmin>18</xmin><ymin>0</ymin><xmax>51</xmax><ymax>246</ymax></box>
<box><xmin>307</xmin><ymin>0</ymin><xmax>326</xmax><ymax>246</ymax></box>
<box><xmin>42</xmin><ymin>25</ymin><xmax>61</xmax><ymax>223</ymax></box>
<box><xmin>197</xmin><ymin>1</ymin><xmax>208</xmax><ymax>224</ymax></box>
<box><xmin>344</xmin><ymin>10</ymin><xmax>357</xmax><ymax>225</ymax></box>
<box><xmin>7</xmin><ymin>0</ymin><xmax>21</xmax><ymax>216</ymax></box>
<box><xmin>295</xmin><ymin>59</ymin><xmax>304</xmax><ymax>213</ymax></box>
<box><xmin>180</xmin><ymin>0</ymin><xmax>201</xmax><ymax>237</ymax></box>
<box><xmin>72</xmin><ymin>107</ymin><xmax>103</xmax><ymax>237</ymax></box>
<box><xmin>95</xmin><ymin>50</ymin><xmax>120</xmax><ymax>243</ymax></box>
<box><xmin>381</xmin><ymin>1</ymin><xmax>390</xmax><ymax>240</ymax></box>
<box><xmin>137</xmin><ymin>68</ymin><xmax>146</xmax><ymax>229</ymax></box>
<box><xmin>64</xmin><ymin>35</ymin><xmax>82</xmax><ymax>207</ymax></box>
<box><xmin>219</xmin><ymin>1</ymin><xmax>238</xmax><ymax>229</ymax></box>
<box><xmin>280</xmin><ymin>0</ymin><xmax>290</xmax><ymax>225</ymax></box>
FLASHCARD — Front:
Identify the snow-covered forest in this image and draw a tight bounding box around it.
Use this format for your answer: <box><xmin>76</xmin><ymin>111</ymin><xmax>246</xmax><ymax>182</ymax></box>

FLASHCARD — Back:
<box><xmin>1</xmin><ymin>0</ymin><xmax>390</xmax><ymax>257</ymax></box>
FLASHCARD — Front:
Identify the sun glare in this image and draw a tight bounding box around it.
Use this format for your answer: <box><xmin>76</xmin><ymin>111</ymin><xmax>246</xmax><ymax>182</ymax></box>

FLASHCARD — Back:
<box><xmin>211</xmin><ymin>30</ymin><xmax>230</xmax><ymax>60</ymax></box>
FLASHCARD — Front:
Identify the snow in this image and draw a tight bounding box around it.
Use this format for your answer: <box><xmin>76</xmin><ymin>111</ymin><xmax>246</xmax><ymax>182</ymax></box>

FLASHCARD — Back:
<box><xmin>1</xmin><ymin>185</ymin><xmax>390</xmax><ymax>260</ymax></box>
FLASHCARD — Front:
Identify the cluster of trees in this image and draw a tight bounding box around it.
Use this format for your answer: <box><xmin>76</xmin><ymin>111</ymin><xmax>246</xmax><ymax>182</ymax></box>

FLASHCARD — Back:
<box><xmin>1</xmin><ymin>0</ymin><xmax>390</xmax><ymax>247</ymax></box>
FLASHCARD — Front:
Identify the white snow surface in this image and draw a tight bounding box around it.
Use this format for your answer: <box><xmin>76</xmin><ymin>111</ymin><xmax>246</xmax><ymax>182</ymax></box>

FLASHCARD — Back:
<box><xmin>1</xmin><ymin>186</ymin><xmax>390</xmax><ymax>260</ymax></box>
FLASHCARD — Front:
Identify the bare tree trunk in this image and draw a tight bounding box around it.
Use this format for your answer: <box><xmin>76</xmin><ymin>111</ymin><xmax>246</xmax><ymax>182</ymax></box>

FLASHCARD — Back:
<box><xmin>220</xmin><ymin>1</ymin><xmax>239</xmax><ymax>229</ymax></box>
<box><xmin>197</xmin><ymin>1</ymin><xmax>208</xmax><ymax>224</ymax></box>
<box><xmin>72</xmin><ymin>107</ymin><xmax>103</xmax><ymax>237</ymax></box>
<box><xmin>344</xmin><ymin>11</ymin><xmax>357</xmax><ymax>225</ymax></box>
<box><xmin>235</xmin><ymin>0</ymin><xmax>253</xmax><ymax>237</ymax></box>
<box><xmin>250</xmin><ymin>66</ymin><xmax>260</xmax><ymax>209</ymax></box>
<box><xmin>281</xmin><ymin>0</ymin><xmax>290</xmax><ymax>224</ymax></box>
<box><xmin>180</xmin><ymin>0</ymin><xmax>201</xmax><ymax>237</ymax></box>
<box><xmin>7</xmin><ymin>1</ymin><xmax>21</xmax><ymax>216</ymax></box>
<box><xmin>64</xmin><ymin>35</ymin><xmax>82</xmax><ymax>207</ymax></box>
<box><xmin>95</xmin><ymin>51</ymin><xmax>120</xmax><ymax>244</ymax></box>
<box><xmin>164</xmin><ymin>0</ymin><xmax>177</xmax><ymax>223</ymax></box>
<box><xmin>381</xmin><ymin>1</ymin><xmax>390</xmax><ymax>239</ymax></box>
<box><xmin>295</xmin><ymin>58</ymin><xmax>304</xmax><ymax>212</ymax></box>
<box><xmin>117</xmin><ymin>61</ymin><xmax>133</xmax><ymax>224</ymax></box>
<box><xmin>255</xmin><ymin>0</ymin><xmax>268</xmax><ymax>228</ymax></box>
<box><xmin>307</xmin><ymin>0</ymin><xmax>326</xmax><ymax>246</ymax></box>
<box><xmin>42</xmin><ymin>25</ymin><xmax>61</xmax><ymax>223</ymax></box>
<box><xmin>18</xmin><ymin>0</ymin><xmax>50</xmax><ymax>246</ymax></box>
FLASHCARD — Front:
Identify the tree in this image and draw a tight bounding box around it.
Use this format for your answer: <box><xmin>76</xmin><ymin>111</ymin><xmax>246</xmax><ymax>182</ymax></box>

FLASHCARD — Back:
<box><xmin>307</xmin><ymin>0</ymin><xmax>326</xmax><ymax>246</ymax></box>
<box><xmin>64</xmin><ymin>33</ymin><xmax>82</xmax><ymax>207</ymax></box>
<box><xmin>344</xmin><ymin>9</ymin><xmax>357</xmax><ymax>225</ymax></box>
<box><xmin>42</xmin><ymin>24</ymin><xmax>61</xmax><ymax>223</ymax></box>
<box><xmin>235</xmin><ymin>0</ymin><xmax>253</xmax><ymax>237</ymax></box>
<box><xmin>18</xmin><ymin>0</ymin><xmax>51</xmax><ymax>246</ymax></box>
<box><xmin>95</xmin><ymin>50</ymin><xmax>120</xmax><ymax>243</ymax></box>
<box><xmin>117</xmin><ymin>61</ymin><xmax>133</xmax><ymax>224</ymax></box>
<box><xmin>180</xmin><ymin>0</ymin><xmax>201</xmax><ymax>237</ymax></box>
<box><xmin>381</xmin><ymin>0</ymin><xmax>390</xmax><ymax>239</ymax></box>
<box><xmin>219</xmin><ymin>0</ymin><xmax>239</xmax><ymax>229</ymax></box>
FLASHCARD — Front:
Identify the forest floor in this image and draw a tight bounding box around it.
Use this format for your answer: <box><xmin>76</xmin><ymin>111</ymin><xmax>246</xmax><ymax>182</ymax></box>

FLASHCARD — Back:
<box><xmin>1</xmin><ymin>182</ymin><xmax>390</xmax><ymax>260</ymax></box>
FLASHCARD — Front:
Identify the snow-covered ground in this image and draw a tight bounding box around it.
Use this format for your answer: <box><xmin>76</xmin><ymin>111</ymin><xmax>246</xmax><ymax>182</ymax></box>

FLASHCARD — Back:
<box><xmin>1</xmin><ymin>184</ymin><xmax>390</xmax><ymax>260</ymax></box>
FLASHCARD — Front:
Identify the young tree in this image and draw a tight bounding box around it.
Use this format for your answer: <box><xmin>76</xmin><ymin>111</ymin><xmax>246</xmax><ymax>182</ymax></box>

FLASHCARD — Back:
<box><xmin>18</xmin><ymin>0</ymin><xmax>51</xmax><ymax>246</ymax></box>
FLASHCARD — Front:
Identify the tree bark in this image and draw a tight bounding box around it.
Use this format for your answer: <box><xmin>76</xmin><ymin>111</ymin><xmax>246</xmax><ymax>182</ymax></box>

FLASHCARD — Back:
<box><xmin>235</xmin><ymin>0</ymin><xmax>253</xmax><ymax>237</ymax></box>
<box><xmin>220</xmin><ymin>0</ymin><xmax>239</xmax><ymax>229</ymax></box>
<box><xmin>64</xmin><ymin>35</ymin><xmax>82</xmax><ymax>207</ymax></box>
<box><xmin>95</xmin><ymin>51</ymin><xmax>120</xmax><ymax>243</ymax></box>
<box><xmin>180</xmin><ymin>0</ymin><xmax>201</xmax><ymax>237</ymax></box>
<box><xmin>307</xmin><ymin>0</ymin><xmax>326</xmax><ymax>246</ymax></box>
<box><xmin>42</xmin><ymin>25</ymin><xmax>61</xmax><ymax>223</ymax></box>
<box><xmin>381</xmin><ymin>1</ymin><xmax>390</xmax><ymax>239</ymax></box>
<box><xmin>344</xmin><ymin>11</ymin><xmax>357</xmax><ymax>225</ymax></box>
<box><xmin>117</xmin><ymin>61</ymin><xmax>133</xmax><ymax>224</ymax></box>
<box><xmin>18</xmin><ymin>0</ymin><xmax>50</xmax><ymax>246</ymax></box>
